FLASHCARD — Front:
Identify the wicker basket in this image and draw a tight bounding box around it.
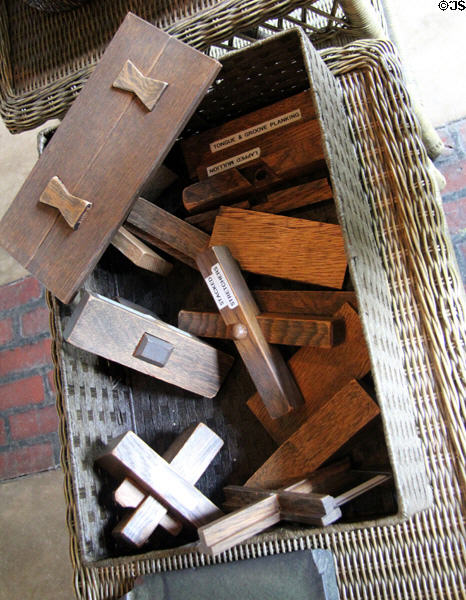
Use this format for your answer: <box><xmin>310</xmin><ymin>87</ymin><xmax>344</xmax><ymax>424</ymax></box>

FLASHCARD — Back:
<box><xmin>44</xmin><ymin>25</ymin><xmax>466</xmax><ymax>598</ymax></box>
<box><xmin>21</xmin><ymin>0</ymin><xmax>91</xmax><ymax>12</ymax></box>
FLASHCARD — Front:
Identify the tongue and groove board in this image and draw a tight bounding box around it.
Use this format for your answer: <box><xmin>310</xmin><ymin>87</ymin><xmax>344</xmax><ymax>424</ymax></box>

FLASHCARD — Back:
<box><xmin>0</xmin><ymin>13</ymin><xmax>220</xmax><ymax>304</ymax></box>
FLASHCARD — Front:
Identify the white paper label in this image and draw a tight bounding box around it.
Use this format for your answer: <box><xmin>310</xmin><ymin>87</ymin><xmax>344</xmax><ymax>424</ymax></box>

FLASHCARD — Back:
<box><xmin>204</xmin><ymin>263</ymin><xmax>238</xmax><ymax>310</ymax></box>
<box><xmin>206</xmin><ymin>148</ymin><xmax>261</xmax><ymax>177</ymax></box>
<box><xmin>209</xmin><ymin>109</ymin><xmax>302</xmax><ymax>153</ymax></box>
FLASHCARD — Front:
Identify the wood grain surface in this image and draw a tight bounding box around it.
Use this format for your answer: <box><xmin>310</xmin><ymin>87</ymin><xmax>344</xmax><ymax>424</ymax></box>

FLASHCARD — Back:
<box><xmin>126</xmin><ymin>197</ymin><xmax>209</xmax><ymax>269</ymax></box>
<box><xmin>178</xmin><ymin>310</ymin><xmax>335</xmax><ymax>347</ymax></box>
<box><xmin>247</xmin><ymin>303</ymin><xmax>371</xmax><ymax>444</ymax></box>
<box><xmin>63</xmin><ymin>291</ymin><xmax>233</xmax><ymax>398</ymax></box>
<box><xmin>181</xmin><ymin>90</ymin><xmax>318</xmax><ymax>179</ymax></box>
<box><xmin>196</xmin><ymin>246</ymin><xmax>303</xmax><ymax>418</ymax></box>
<box><xmin>97</xmin><ymin>431</ymin><xmax>223</xmax><ymax>528</ymax></box>
<box><xmin>38</xmin><ymin>176</ymin><xmax>92</xmax><ymax>230</ymax></box>
<box><xmin>253</xmin><ymin>290</ymin><xmax>358</xmax><ymax>316</ymax></box>
<box><xmin>113</xmin><ymin>423</ymin><xmax>223</xmax><ymax>545</ymax></box>
<box><xmin>112</xmin><ymin>59</ymin><xmax>168</xmax><ymax>111</ymax></box>
<box><xmin>0</xmin><ymin>14</ymin><xmax>220</xmax><ymax>303</ymax></box>
<box><xmin>246</xmin><ymin>380</ymin><xmax>380</xmax><ymax>488</ymax></box>
<box><xmin>210</xmin><ymin>208</ymin><xmax>347</xmax><ymax>288</ymax></box>
<box><xmin>112</xmin><ymin>226</ymin><xmax>172</xmax><ymax>275</ymax></box>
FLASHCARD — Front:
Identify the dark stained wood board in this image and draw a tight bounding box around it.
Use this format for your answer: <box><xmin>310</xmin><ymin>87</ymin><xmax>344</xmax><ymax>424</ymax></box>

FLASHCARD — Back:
<box><xmin>247</xmin><ymin>303</ymin><xmax>371</xmax><ymax>444</ymax></box>
<box><xmin>253</xmin><ymin>290</ymin><xmax>358</xmax><ymax>315</ymax></box>
<box><xmin>209</xmin><ymin>207</ymin><xmax>347</xmax><ymax>288</ymax></box>
<box><xmin>181</xmin><ymin>90</ymin><xmax>318</xmax><ymax>179</ymax></box>
<box><xmin>0</xmin><ymin>14</ymin><xmax>220</xmax><ymax>303</ymax></box>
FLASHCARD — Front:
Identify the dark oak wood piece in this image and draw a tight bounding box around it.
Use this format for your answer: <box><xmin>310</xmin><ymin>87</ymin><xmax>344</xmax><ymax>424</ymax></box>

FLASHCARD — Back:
<box><xmin>125</xmin><ymin>197</ymin><xmax>209</xmax><ymax>269</ymax></box>
<box><xmin>253</xmin><ymin>290</ymin><xmax>358</xmax><ymax>316</ymax></box>
<box><xmin>196</xmin><ymin>246</ymin><xmax>303</xmax><ymax>418</ymax></box>
<box><xmin>112</xmin><ymin>59</ymin><xmax>168</xmax><ymax>111</ymax></box>
<box><xmin>97</xmin><ymin>430</ymin><xmax>223</xmax><ymax>529</ymax></box>
<box><xmin>247</xmin><ymin>303</ymin><xmax>371</xmax><ymax>444</ymax></box>
<box><xmin>112</xmin><ymin>226</ymin><xmax>172</xmax><ymax>275</ymax></box>
<box><xmin>210</xmin><ymin>208</ymin><xmax>347</xmax><ymax>288</ymax></box>
<box><xmin>39</xmin><ymin>176</ymin><xmax>92</xmax><ymax>230</ymax></box>
<box><xmin>178</xmin><ymin>310</ymin><xmax>336</xmax><ymax>347</ymax></box>
<box><xmin>64</xmin><ymin>291</ymin><xmax>233</xmax><ymax>398</ymax></box>
<box><xmin>246</xmin><ymin>380</ymin><xmax>380</xmax><ymax>489</ymax></box>
<box><xmin>0</xmin><ymin>14</ymin><xmax>221</xmax><ymax>303</ymax></box>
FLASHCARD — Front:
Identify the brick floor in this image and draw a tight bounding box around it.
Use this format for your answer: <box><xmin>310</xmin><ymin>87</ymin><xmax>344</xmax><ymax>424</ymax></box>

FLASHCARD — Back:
<box><xmin>0</xmin><ymin>118</ymin><xmax>464</xmax><ymax>482</ymax></box>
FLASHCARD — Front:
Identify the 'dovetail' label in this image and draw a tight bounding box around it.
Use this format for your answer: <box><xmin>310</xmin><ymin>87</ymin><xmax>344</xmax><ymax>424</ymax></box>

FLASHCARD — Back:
<box><xmin>204</xmin><ymin>263</ymin><xmax>238</xmax><ymax>310</ymax></box>
<box><xmin>209</xmin><ymin>109</ymin><xmax>302</xmax><ymax>153</ymax></box>
<box><xmin>206</xmin><ymin>148</ymin><xmax>260</xmax><ymax>177</ymax></box>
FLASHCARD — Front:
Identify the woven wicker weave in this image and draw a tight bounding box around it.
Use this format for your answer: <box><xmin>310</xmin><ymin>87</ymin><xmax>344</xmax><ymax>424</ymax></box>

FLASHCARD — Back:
<box><xmin>46</xmin><ymin>29</ymin><xmax>466</xmax><ymax>599</ymax></box>
<box><xmin>22</xmin><ymin>0</ymin><xmax>91</xmax><ymax>12</ymax></box>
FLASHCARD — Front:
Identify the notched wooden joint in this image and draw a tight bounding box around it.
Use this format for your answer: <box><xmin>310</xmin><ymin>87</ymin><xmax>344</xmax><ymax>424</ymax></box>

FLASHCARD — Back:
<box><xmin>39</xmin><ymin>176</ymin><xmax>92</xmax><ymax>230</ymax></box>
<box><xmin>113</xmin><ymin>60</ymin><xmax>168</xmax><ymax>111</ymax></box>
<box><xmin>133</xmin><ymin>332</ymin><xmax>174</xmax><ymax>367</ymax></box>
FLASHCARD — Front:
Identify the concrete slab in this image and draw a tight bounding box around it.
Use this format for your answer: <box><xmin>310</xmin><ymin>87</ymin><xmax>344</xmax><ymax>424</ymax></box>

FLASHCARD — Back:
<box><xmin>0</xmin><ymin>469</ymin><xmax>74</xmax><ymax>600</ymax></box>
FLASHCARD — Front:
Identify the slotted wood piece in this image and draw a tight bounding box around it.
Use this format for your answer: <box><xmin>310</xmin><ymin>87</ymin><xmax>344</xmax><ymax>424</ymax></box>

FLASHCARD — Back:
<box><xmin>113</xmin><ymin>423</ymin><xmax>223</xmax><ymax>545</ymax></box>
<box><xmin>210</xmin><ymin>208</ymin><xmax>347</xmax><ymax>288</ymax></box>
<box><xmin>96</xmin><ymin>431</ymin><xmax>223</xmax><ymax>528</ymax></box>
<box><xmin>248</xmin><ymin>303</ymin><xmax>371</xmax><ymax>444</ymax></box>
<box><xmin>0</xmin><ymin>14</ymin><xmax>220</xmax><ymax>303</ymax></box>
<box><xmin>181</xmin><ymin>90</ymin><xmax>318</xmax><ymax>179</ymax></box>
<box><xmin>63</xmin><ymin>291</ymin><xmax>233</xmax><ymax>398</ymax></box>
<box><xmin>125</xmin><ymin>197</ymin><xmax>209</xmax><ymax>269</ymax></box>
<box><xmin>178</xmin><ymin>310</ymin><xmax>336</xmax><ymax>347</ymax></box>
<box><xmin>196</xmin><ymin>246</ymin><xmax>303</xmax><ymax>419</ymax></box>
<box><xmin>112</xmin><ymin>226</ymin><xmax>172</xmax><ymax>275</ymax></box>
<box><xmin>246</xmin><ymin>380</ymin><xmax>380</xmax><ymax>489</ymax></box>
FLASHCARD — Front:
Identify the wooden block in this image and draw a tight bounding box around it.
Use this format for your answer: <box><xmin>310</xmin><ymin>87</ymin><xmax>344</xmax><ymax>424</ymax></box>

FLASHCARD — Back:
<box><xmin>96</xmin><ymin>431</ymin><xmax>223</xmax><ymax>528</ymax></box>
<box><xmin>112</xmin><ymin>59</ymin><xmax>168</xmax><ymax>111</ymax></box>
<box><xmin>111</xmin><ymin>226</ymin><xmax>172</xmax><ymax>275</ymax></box>
<box><xmin>247</xmin><ymin>303</ymin><xmax>371</xmax><ymax>444</ymax></box>
<box><xmin>181</xmin><ymin>90</ymin><xmax>318</xmax><ymax>179</ymax></box>
<box><xmin>126</xmin><ymin>197</ymin><xmax>209</xmax><ymax>269</ymax></box>
<box><xmin>210</xmin><ymin>208</ymin><xmax>347</xmax><ymax>288</ymax></box>
<box><xmin>39</xmin><ymin>176</ymin><xmax>92</xmax><ymax>230</ymax></box>
<box><xmin>0</xmin><ymin>15</ymin><xmax>220</xmax><ymax>303</ymax></box>
<box><xmin>113</xmin><ymin>423</ymin><xmax>223</xmax><ymax>544</ymax></box>
<box><xmin>253</xmin><ymin>290</ymin><xmax>358</xmax><ymax>316</ymax></box>
<box><xmin>246</xmin><ymin>380</ymin><xmax>380</xmax><ymax>489</ymax></box>
<box><xmin>64</xmin><ymin>291</ymin><xmax>233</xmax><ymax>398</ymax></box>
<box><xmin>178</xmin><ymin>310</ymin><xmax>335</xmax><ymax>347</ymax></box>
<box><xmin>183</xmin><ymin>169</ymin><xmax>253</xmax><ymax>214</ymax></box>
<box><xmin>185</xmin><ymin>201</ymin><xmax>251</xmax><ymax>233</ymax></box>
<box><xmin>196</xmin><ymin>246</ymin><xmax>303</xmax><ymax>418</ymax></box>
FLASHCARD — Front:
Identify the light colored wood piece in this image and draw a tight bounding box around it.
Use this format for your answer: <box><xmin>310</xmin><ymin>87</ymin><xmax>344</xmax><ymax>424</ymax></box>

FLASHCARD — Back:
<box><xmin>64</xmin><ymin>291</ymin><xmax>233</xmax><ymax>398</ymax></box>
<box><xmin>126</xmin><ymin>197</ymin><xmax>209</xmax><ymax>269</ymax></box>
<box><xmin>39</xmin><ymin>176</ymin><xmax>91</xmax><ymax>230</ymax></box>
<box><xmin>114</xmin><ymin>477</ymin><xmax>146</xmax><ymax>508</ymax></box>
<box><xmin>246</xmin><ymin>380</ymin><xmax>380</xmax><ymax>489</ymax></box>
<box><xmin>113</xmin><ymin>59</ymin><xmax>168</xmax><ymax>111</ymax></box>
<box><xmin>97</xmin><ymin>431</ymin><xmax>223</xmax><ymax>528</ymax></box>
<box><xmin>196</xmin><ymin>246</ymin><xmax>303</xmax><ymax>418</ymax></box>
<box><xmin>178</xmin><ymin>310</ymin><xmax>335</xmax><ymax>347</ymax></box>
<box><xmin>112</xmin><ymin>226</ymin><xmax>172</xmax><ymax>275</ymax></box>
<box><xmin>248</xmin><ymin>303</ymin><xmax>371</xmax><ymax>444</ymax></box>
<box><xmin>210</xmin><ymin>207</ymin><xmax>347</xmax><ymax>288</ymax></box>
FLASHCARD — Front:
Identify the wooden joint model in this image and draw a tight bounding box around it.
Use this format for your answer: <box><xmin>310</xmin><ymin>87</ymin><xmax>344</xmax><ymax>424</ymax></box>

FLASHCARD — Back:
<box><xmin>111</xmin><ymin>423</ymin><xmax>223</xmax><ymax>546</ymax></box>
<box><xmin>196</xmin><ymin>245</ymin><xmax>303</xmax><ymax>418</ymax></box>
<box><xmin>63</xmin><ymin>291</ymin><xmax>233</xmax><ymax>398</ymax></box>
<box><xmin>112</xmin><ymin>226</ymin><xmax>173</xmax><ymax>275</ymax></box>
<box><xmin>96</xmin><ymin>428</ymin><xmax>223</xmax><ymax>532</ymax></box>
<box><xmin>198</xmin><ymin>463</ymin><xmax>390</xmax><ymax>556</ymax></box>
<box><xmin>113</xmin><ymin>59</ymin><xmax>168</xmax><ymax>111</ymax></box>
<box><xmin>39</xmin><ymin>176</ymin><xmax>92</xmax><ymax>230</ymax></box>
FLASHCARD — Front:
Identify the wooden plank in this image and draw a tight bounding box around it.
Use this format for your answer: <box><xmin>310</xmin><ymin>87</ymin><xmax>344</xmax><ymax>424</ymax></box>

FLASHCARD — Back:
<box><xmin>113</xmin><ymin>423</ymin><xmax>223</xmax><ymax>544</ymax></box>
<box><xmin>185</xmin><ymin>201</ymin><xmax>251</xmax><ymax>233</ymax></box>
<box><xmin>253</xmin><ymin>290</ymin><xmax>358</xmax><ymax>316</ymax></box>
<box><xmin>178</xmin><ymin>310</ymin><xmax>335</xmax><ymax>347</ymax></box>
<box><xmin>183</xmin><ymin>169</ymin><xmax>253</xmax><ymax>214</ymax></box>
<box><xmin>126</xmin><ymin>197</ymin><xmax>209</xmax><ymax>269</ymax></box>
<box><xmin>246</xmin><ymin>380</ymin><xmax>380</xmax><ymax>489</ymax></box>
<box><xmin>210</xmin><ymin>208</ymin><xmax>347</xmax><ymax>288</ymax></box>
<box><xmin>63</xmin><ymin>291</ymin><xmax>233</xmax><ymax>398</ymax></box>
<box><xmin>111</xmin><ymin>226</ymin><xmax>172</xmax><ymax>275</ymax></box>
<box><xmin>96</xmin><ymin>431</ymin><xmax>223</xmax><ymax>528</ymax></box>
<box><xmin>247</xmin><ymin>303</ymin><xmax>371</xmax><ymax>444</ymax></box>
<box><xmin>0</xmin><ymin>14</ymin><xmax>221</xmax><ymax>303</ymax></box>
<box><xmin>196</xmin><ymin>246</ymin><xmax>303</xmax><ymax>418</ymax></box>
<box><xmin>181</xmin><ymin>90</ymin><xmax>318</xmax><ymax>179</ymax></box>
